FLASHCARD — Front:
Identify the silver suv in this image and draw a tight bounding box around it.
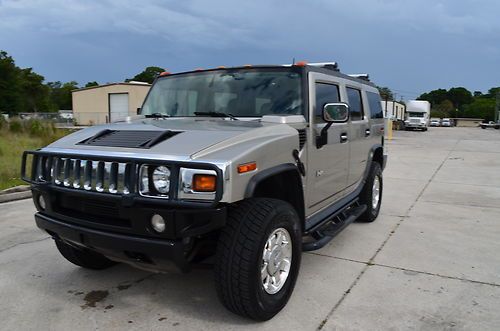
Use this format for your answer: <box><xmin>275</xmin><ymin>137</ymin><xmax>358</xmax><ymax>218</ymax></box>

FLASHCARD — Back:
<box><xmin>22</xmin><ymin>62</ymin><xmax>386</xmax><ymax>320</ymax></box>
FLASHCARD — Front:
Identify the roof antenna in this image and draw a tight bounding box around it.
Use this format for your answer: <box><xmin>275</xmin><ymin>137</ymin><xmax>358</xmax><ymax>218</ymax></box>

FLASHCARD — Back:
<box><xmin>292</xmin><ymin>57</ymin><xmax>295</xmax><ymax>65</ymax></box>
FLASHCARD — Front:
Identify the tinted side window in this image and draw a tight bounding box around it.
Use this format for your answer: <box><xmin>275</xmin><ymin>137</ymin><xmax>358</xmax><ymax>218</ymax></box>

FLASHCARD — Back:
<box><xmin>315</xmin><ymin>83</ymin><xmax>340</xmax><ymax>123</ymax></box>
<box><xmin>347</xmin><ymin>87</ymin><xmax>363</xmax><ymax>121</ymax></box>
<box><xmin>367</xmin><ymin>91</ymin><xmax>383</xmax><ymax>119</ymax></box>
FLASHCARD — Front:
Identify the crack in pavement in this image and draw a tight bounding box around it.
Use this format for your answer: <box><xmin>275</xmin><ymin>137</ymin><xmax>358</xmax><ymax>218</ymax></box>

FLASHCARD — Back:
<box><xmin>307</xmin><ymin>252</ymin><xmax>500</xmax><ymax>288</ymax></box>
<box><xmin>317</xmin><ymin>139</ymin><xmax>461</xmax><ymax>330</ymax></box>
<box><xmin>0</xmin><ymin>236</ymin><xmax>50</xmax><ymax>254</ymax></box>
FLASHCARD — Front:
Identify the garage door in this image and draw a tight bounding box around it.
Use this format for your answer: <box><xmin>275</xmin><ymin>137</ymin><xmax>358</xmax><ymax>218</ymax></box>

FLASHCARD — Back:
<box><xmin>109</xmin><ymin>93</ymin><xmax>129</xmax><ymax>122</ymax></box>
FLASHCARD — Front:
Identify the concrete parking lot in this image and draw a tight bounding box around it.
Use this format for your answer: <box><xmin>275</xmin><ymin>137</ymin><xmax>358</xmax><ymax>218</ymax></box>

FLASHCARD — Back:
<box><xmin>1</xmin><ymin>127</ymin><xmax>499</xmax><ymax>330</ymax></box>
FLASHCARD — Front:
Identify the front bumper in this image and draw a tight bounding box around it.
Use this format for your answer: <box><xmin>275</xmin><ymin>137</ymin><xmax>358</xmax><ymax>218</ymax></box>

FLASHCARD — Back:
<box><xmin>33</xmin><ymin>187</ymin><xmax>226</xmax><ymax>272</ymax></box>
<box><xmin>36</xmin><ymin>213</ymin><xmax>191</xmax><ymax>272</ymax></box>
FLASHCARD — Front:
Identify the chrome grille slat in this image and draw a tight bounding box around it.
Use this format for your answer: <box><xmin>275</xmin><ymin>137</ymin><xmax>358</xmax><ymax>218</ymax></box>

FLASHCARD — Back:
<box><xmin>84</xmin><ymin>160</ymin><xmax>92</xmax><ymax>190</ymax></box>
<box><xmin>96</xmin><ymin>161</ymin><xmax>105</xmax><ymax>192</ymax></box>
<box><xmin>33</xmin><ymin>156</ymin><xmax>132</xmax><ymax>195</ymax></box>
<box><xmin>109</xmin><ymin>162</ymin><xmax>118</xmax><ymax>194</ymax></box>
<box><xmin>73</xmin><ymin>160</ymin><xmax>81</xmax><ymax>188</ymax></box>
<box><xmin>63</xmin><ymin>158</ymin><xmax>73</xmax><ymax>187</ymax></box>
<box><xmin>31</xmin><ymin>155</ymin><xmax>135</xmax><ymax>195</ymax></box>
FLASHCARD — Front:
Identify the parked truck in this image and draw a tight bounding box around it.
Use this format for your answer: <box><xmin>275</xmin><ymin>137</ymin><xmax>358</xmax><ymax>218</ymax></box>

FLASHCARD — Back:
<box><xmin>404</xmin><ymin>100</ymin><xmax>430</xmax><ymax>131</ymax></box>
<box><xmin>21</xmin><ymin>62</ymin><xmax>386</xmax><ymax>320</ymax></box>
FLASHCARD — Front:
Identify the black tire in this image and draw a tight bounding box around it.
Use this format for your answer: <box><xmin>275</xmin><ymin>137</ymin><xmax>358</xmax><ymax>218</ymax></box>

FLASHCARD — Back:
<box><xmin>481</xmin><ymin>126</ymin><xmax>486</xmax><ymax>129</ymax></box>
<box><xmin>214</xmin><ymin>198</ymin><xmax>302</xmax><ymax>321</ymax></box>
<box><xmin>358</xmin><ymin>162</ymin><xmax>383</xmax><ymax>222</ymax></box>
<box><xmin>55</xmin><ymin>240</ymin><xmax>117</xmax><ymax>270</ymax></box>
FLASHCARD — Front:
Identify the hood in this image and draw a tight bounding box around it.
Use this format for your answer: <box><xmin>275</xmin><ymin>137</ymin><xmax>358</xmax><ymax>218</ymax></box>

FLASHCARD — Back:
<box><xmin>45</xmin><ymin>118</ymin><xmax>298</xmax><ymax>160</ymax></box>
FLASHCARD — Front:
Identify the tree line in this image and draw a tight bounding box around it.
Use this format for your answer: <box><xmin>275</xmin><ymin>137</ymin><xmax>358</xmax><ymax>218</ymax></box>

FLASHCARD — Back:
<box><xmin>0</xmin><ymin>50</ymin><xmax>164</xmax><ymax>114</ymax></box>
<box><xmin>417</xmin><ymin>87</ymin><xmax>499</xmax><ymax>121</ymax></box>
<box><xmin>378</xmin><ymin>84</ymin><xmax>499</xmax><ymax>121</ymax></box>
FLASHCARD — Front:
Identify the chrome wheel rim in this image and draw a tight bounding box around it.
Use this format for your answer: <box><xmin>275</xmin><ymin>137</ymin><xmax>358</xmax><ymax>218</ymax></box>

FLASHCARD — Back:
<box><xmin>372</xmin><ymin>176</ymin><xmax>381</xmax><ymax>210</ymax></box>
<box><xmin>261</xmin><ymin>228</ymin><xmax>292</xmax><ymax>295</ymax></box>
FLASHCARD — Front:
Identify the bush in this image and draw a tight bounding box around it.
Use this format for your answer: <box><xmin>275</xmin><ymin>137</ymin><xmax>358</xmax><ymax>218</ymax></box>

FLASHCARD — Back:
<box><xmin>9</xmin><ymin>118</ymin><xmax>23</xmax><ymax>133</ymax></box>
<box><xmin>28</xmin><ymin>119</ymin><xmax>44</xmax><ymax>136</ymax></box>
<box><xmin>0</xmin><ymin>115</ymin><xmax>6</xmax><ymax>130</ymax></box>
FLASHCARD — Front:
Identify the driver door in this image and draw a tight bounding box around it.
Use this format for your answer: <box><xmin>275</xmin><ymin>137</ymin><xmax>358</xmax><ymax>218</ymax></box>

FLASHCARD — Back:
<box><xmin>306</xmin><ymin>74</ymin><xmax>349</xmax><ymax>215</ymax></box>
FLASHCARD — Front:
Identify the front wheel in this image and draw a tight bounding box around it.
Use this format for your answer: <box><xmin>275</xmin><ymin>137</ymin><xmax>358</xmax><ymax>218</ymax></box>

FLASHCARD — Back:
<box><xmin>358</xmin><ymin>162</ymin><xmax>383</xmax><ymax>222</ymax></box>
<box><xmin>214</xmin><ymin>198</ymin><xmax>302</xmax><ymax>321</ymax></box>
<box><xmin>55</xmin><ymin>240</ymin><xmax>117</xmax><ymax>270</ymax></box>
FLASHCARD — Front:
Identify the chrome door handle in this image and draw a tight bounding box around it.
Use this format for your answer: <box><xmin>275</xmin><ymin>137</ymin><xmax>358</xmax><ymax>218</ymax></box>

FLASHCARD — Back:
<box><xmin>340</xmin><ymin>133</ymin><xmax>348</xmax><ymax>143</ymax></box>
<box><xmin>365</xmin><ymin>129</ymin><xmax>371</xmax><ymax>137</ymax></box>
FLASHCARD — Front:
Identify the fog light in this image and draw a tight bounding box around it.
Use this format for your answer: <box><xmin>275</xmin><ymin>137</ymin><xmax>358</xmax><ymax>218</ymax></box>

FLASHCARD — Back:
<box><xmin>151</xmin><ymin>214</ymin><xmax>166</xmax><ymax>233</ymax></box>
<box><xmin>38</xmin><ymin>195</ymin><xmax>46</xmax><ymax>210</ymax></box>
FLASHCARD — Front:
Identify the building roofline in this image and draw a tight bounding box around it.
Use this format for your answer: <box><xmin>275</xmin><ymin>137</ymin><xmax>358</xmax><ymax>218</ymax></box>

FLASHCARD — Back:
<box><xmin>72</xmin><ymin>82</ymin><xmax>151</xmax><ymax>93</ymax></box>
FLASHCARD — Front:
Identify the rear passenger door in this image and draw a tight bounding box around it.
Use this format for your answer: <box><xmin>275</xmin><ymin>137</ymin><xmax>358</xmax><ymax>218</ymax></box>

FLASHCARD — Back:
<box><xmin>346</xmin><ymin>86</ymin><xmax>370</xmax><ymax>187</ymax></box>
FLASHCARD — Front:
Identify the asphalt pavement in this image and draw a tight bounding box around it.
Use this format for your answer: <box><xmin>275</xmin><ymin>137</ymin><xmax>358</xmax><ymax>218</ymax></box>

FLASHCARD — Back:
<box><xmin>1</xmin><ymin>127</ymin><xmax>499</xmax><ymax>330</ymax></box>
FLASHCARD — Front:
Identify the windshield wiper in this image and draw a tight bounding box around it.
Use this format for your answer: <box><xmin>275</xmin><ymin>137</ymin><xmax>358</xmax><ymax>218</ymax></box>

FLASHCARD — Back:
<box><xmin>194</xmin><ymin>111</ymin><xmax>239</xmax><ymax>120</ymax></box>
<box><xmin>145</xmin><ymin>113</ymin><xmax>169</xmax><ymax>119</ymax></box>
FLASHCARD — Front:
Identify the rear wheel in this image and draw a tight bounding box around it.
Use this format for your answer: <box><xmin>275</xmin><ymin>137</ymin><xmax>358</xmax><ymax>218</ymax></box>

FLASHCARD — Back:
<box><xmin>358</xmin><ymin>162</ymin><xmax>383</xmax><ymax>222</ymax></box>
<box><xmin>214</xmin><ymin>198</ymin><xmax>302</xmax><ymax>321</ymax></box>
<box><xmin>55</xmin><ymin>240</ymin><xmax>117</xmax><ymax>270</ymax></box>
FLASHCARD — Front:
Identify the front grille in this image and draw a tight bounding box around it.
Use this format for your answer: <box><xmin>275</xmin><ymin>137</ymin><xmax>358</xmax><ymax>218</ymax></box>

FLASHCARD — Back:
<box><xmin>297</xmin><ymin>129</ymin><xmax>307</xmax><ymax>149</ymax></box>
<box><xmin>32</xmin><ymin>155</ymin><xmax>133</xmax><ymax>195</ymax></box>
<box><xmin>54</xmin><ymin>194</ymin><xmax>131</xmax><ymax>228</ymax></box>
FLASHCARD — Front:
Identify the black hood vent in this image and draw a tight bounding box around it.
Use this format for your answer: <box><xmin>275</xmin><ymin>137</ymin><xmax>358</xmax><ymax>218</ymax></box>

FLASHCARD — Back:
<box><xmin>78</xmin><ymin>130</ymin><xmax>181</xmax><ymax>149</ymax></box>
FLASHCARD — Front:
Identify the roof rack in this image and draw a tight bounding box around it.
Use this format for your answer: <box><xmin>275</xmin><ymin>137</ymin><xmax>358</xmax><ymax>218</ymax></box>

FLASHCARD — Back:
<box><xmin>308</xmin><ymin>62</ymin><xmax>340</xmax><ymax>71</ymax></box>
<box><xmin>348</xmin><ymin>74</ymin><xmax>370</xmax><ymax>81</ymax></box>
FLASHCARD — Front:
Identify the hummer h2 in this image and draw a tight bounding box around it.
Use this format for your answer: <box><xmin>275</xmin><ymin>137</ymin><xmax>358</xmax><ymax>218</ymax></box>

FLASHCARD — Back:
<box><xmin>22</xmin><ymin>61</ymin><xmax>387</xmax><ymax>320</ymax></box>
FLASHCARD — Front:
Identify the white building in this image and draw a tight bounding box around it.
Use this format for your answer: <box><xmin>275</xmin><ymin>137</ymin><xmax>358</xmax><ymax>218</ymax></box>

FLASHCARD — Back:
<box><xmin>72</xmin><ymin>82</ymin><xmax>151</xmax><ymax>125</ymax></box>
<box><xmin>380</xmin><ymin>100</ymin><xmax>405</xmax><ymax>120</ymax></box>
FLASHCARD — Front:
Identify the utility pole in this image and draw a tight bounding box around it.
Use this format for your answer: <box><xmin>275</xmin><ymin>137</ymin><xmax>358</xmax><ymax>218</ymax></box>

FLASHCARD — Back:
<box><xmin>384</xmin><ymin>96</ymin><xmax>388</xmax><ymax>118</ymax></box>
<box><xmin>496</xmin><ymin>91</ymin><xmax>500</xmax><ymax>123</ymax></box>
<box><xmin>392</xmin><ymin>93</ymin><xmax>398</xmax><ymax>119</ymax></box>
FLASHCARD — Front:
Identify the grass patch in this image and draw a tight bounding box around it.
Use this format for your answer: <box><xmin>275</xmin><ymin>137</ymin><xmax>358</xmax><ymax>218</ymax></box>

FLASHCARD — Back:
<box><xmin>0</xmin><ymin>119</ymin><xmax>72</xmax><ymax>190</ymax></box>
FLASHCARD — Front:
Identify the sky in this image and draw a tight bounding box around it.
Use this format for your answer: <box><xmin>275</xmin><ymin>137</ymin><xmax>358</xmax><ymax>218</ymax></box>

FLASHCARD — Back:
<box><xmin>1</xmin><ymin>0</ymin><xmax>499</xmax><ymax>100</ymax></box>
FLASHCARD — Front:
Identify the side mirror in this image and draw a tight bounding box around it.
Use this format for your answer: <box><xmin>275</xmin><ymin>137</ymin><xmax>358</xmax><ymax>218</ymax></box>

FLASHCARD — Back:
<box><xmin>316</xmin><ymin>103</ymin><xmax>349</xmax><ymax>148</ymax></box>
<box><xmin>323</xmin><ymin>103</ymin><xmax>349</xmax><ymax>122</ymax></box>
<box><xmin>137</xmin><ymin>107</ymin><xmax>141</xmax><ymax>115</ymax></box>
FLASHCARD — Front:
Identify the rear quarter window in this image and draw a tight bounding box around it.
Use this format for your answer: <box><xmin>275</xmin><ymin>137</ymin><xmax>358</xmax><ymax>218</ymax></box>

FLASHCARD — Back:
<box><xmin>366</xmin><ymin>92</ymin><xmax>384</xmax><ymax>119</ymax></box>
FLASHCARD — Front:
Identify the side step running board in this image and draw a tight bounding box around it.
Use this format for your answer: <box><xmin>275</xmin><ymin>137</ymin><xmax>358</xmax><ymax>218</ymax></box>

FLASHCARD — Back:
<box><xmin>302</xmin><ymin>204</ymin><xmax>367</xmax><ymax>251</ymax></box>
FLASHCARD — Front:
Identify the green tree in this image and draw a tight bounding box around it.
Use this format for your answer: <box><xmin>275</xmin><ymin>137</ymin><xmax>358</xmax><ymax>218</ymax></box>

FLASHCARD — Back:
<box><xmin>377</xmin><ymin>86</ymin><xmax>393</xmax><ymax>101</ymax></box>
<box><xmin>19</xmin><ymin>68</ymin><xmax>52</xmax><ymax>112</ymax></box>
<box><xmin>0</xmin><ymin>51</ymin><xmax>23</xmax><ymax>113</ymax></box>
<box><xmin>126</xmin><ymin>66</ymin><xmax>165</xmax><ymax>84</ymax></box>
<box><xmin>447</xmin><ymin>87</ymin><xmax>473</xmax><ymax>110</ymax></box>
<box><xmin>48</xmin><ymin>81</ymin><xmax>79</xmax><ymax>110</ymax></box>
<box><xmin>418</xmin><ymin>89</ymin><xmax>448</xmax><ymax>106</ymax></box>
<box><xmin>434</xmin><ymin>99</ymin><xmax>455</xmax><ymax>117</ymax></box>
<box><xmin>85</xmin><ymin>81</ymin><xmax>99</xmax><ymax>88</ymax></box>
<box><xmin>463</xmin><ymin>98</ymin><xmax>495</xmax><ymax>121</ymax></box>
<box><xmin>485</xmin><ymin>87</ymin><xmax>500</xmax><ymax>98</ymax></box>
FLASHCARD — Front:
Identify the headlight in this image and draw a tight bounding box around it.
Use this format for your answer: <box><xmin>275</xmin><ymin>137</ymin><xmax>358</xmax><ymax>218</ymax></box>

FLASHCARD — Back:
<box><xmin>152</xmin><ymin>166</ymin><xmax>170</xmax><ymax>194</ymax></box>
<box><xmin>139</xmin><ymin>165</ymin><xmax>171</xmax><ymax>197</ymax></box>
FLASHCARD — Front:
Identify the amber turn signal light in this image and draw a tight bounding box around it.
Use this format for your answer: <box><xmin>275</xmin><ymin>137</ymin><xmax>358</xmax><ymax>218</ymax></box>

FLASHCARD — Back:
<box><xmin>237</xmin><ymin>162</ymin><xmax>257</xmax><ymax>174</ymax></box>
<box><xmin>192</xmin><ymin>174</ymin><xmax>216</xmax><ymax>192</ymax></box>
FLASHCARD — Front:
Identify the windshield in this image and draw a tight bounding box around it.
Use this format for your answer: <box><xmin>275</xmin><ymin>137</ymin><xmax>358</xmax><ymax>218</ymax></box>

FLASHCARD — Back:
<box><xmin>408</xmin><ymin>112</ymin><xmax>425</xmax><ymax>118</ymax></box>
<box><xmin>141</xmin><ymin>69</ymin><xmax>303</xmax><ymax>117</ymax></box>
